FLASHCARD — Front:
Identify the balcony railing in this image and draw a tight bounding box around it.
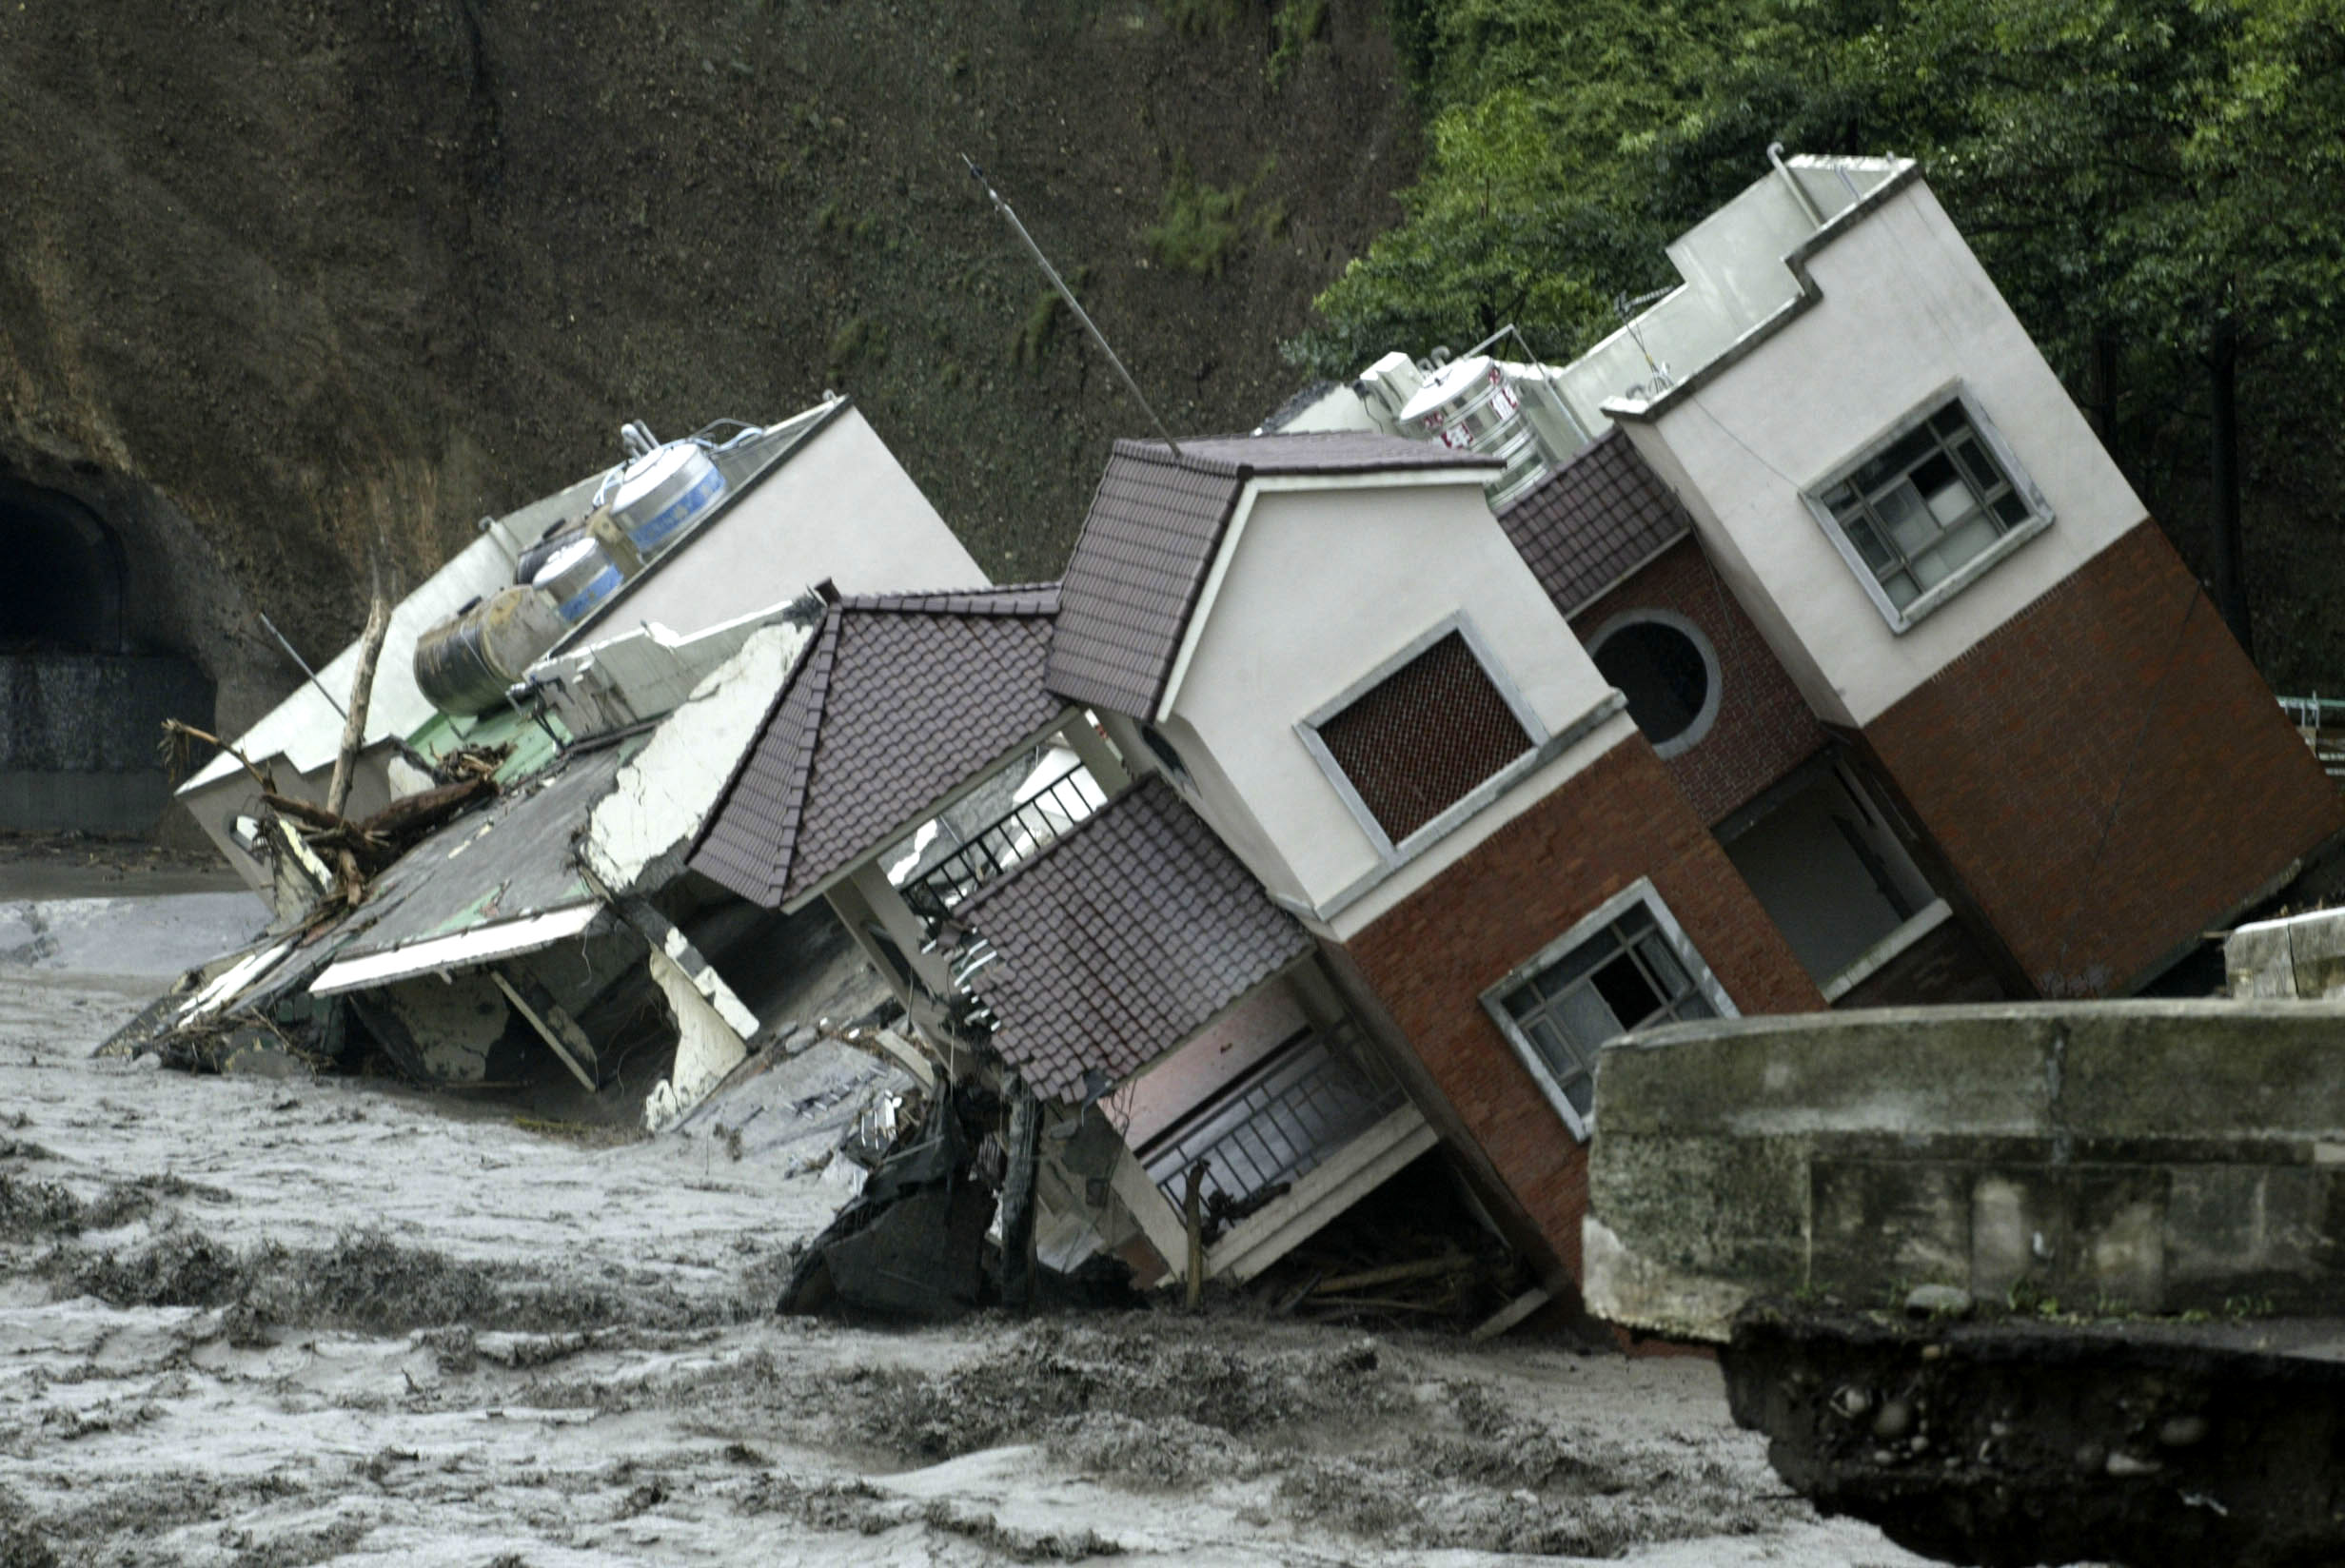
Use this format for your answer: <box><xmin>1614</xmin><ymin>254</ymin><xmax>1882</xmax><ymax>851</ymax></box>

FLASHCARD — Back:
<box><xmin>2279</xmin><ymin>695</ymin><xmax>2345</xmax><ymax>781</ymax></box>
<box><xmin>907</xmin><ymin>761</ymin><xmax>1100</xmax><ymax>917</ymax></box>
<box><xmin>1137</xmin><ymin>1022</ymin><xmax>1409</xmax><ymax>1216</ymax></box>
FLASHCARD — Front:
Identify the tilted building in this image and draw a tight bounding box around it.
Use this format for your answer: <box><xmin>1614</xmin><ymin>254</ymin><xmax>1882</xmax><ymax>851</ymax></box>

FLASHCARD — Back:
<box><xmin>690</xmin><ymin>155</ymin><xmax>2343</xmax><ymax>1305</ymax></box>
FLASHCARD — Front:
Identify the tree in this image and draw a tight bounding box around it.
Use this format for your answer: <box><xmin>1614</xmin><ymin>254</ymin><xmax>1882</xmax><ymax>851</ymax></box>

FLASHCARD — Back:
<box><xmin>1302</xmin><ymin>0</ymin><xmax>2345</xmax><ymax>663</ymax></box>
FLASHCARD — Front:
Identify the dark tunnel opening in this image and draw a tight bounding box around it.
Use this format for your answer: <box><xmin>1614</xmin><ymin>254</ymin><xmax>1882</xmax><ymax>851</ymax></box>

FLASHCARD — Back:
<box><xmin>0</xmin><ymin>479</ymin><xmax>128</xmax><ymax>653</ymax></box>
<box><xmin>0</xmin><ymin>474</ymin><xmax>212</xmax><ymax>835</ymax></box>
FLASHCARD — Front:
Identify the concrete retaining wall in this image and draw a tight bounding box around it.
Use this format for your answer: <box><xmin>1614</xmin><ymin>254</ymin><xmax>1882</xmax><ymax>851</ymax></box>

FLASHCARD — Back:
<box><xmin>0</xmin><ymin>653</ymin><xmax>213</xmax><ymax>832</ymax></box>
<box><xmin>1585</xmin><ymin>1001</ymin><xmax>2345</xmax><ymax>1340</ymax></box>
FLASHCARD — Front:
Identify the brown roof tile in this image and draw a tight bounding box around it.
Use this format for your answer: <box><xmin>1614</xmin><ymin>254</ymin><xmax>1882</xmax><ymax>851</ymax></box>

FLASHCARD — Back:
<box><xmin>1496</xmin><ymin>427</ymin><xmax>1692</xmax><ymax>617</ymax></box>
<box><xmin>1048</xmin><ymin>433</ymin><xmax>1502</xmax><ymax>717</ymax></box>
<box><xmin>691</xmin><ymin>583</ymin><xmax>1068</xmax><ymax>908</ymax></box>
<box><xmin>960</xmin><ymin>774</ymin><xmax>1310</xmax><ymax>1103</ymax></box>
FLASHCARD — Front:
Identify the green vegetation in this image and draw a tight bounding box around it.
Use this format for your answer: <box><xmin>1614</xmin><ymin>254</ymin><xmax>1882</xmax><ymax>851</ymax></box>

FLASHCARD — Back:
<box><xmin>1267</xmin><ymin>0</ymin><xmax>1326</xmax><ymax>85</ymax></box>
<box><xmin>1158</xmin><ymin>0</ymin><xmax>1240</xmax><ymax>36</ymax></box>
<box><xmin>1295</xmin><ymin>0</ymin><xmax>2345</xmax><ymax>681</ymax></box>
<box><xmin>827</xmin><ymin>315</ymin><xmax>886</xmax><ymax>377</ymax></box>
<box><xmin>1010</xmin><ymin>267</ymin><xmax>1090</xmax><ymax>371</ymax></box>
<box><xmin>1147</xmin><ymin>155</ymin><xmax>1280</xmax><ymax>277</ymax></box>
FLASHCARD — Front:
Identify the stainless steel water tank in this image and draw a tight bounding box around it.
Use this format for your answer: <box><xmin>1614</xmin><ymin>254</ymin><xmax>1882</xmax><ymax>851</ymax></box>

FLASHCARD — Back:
<box><xmin>530</xmin><ymin>535</ymin><xmax>623</xmax><ymax>624</ymax></box>
<box><xmin>605</xmin><ymin>441</ymin><xmax>727</xmax><ymax>560</ymax></box>
<box><xmin>413</xmin><ymin>586</ymin><xmax>568</xmax><ymax>716</ymax></box>
<box><xmin>1398</xmin><ymin>354</ymin><xmax>1559</xmax><ymax>510</ymax></box>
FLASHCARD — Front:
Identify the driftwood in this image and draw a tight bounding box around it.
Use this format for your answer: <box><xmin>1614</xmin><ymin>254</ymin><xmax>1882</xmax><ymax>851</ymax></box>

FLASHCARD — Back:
<box><xmin>262</xmin><ymin>792</ymin><xmax>343</xmax><ymax>832</ymax></box>
<box><xmin>159</xmin><ymin>720</ymin><xmax>274</xmax><ymax>794</ymax></box>
<box><xmin>325</xmin><ymin>592</ymin><xmax>392</xmax><ymax>818</ymax></box>
<box><xmin>1310</xmin><ymin>1253</ymin><xmax>1475</xmax><ymax>1297</ymax></box>
<box><xmin>356</xmin><ymin>775</ymin><xmax>492</xmax><ymax>840</ymax></box>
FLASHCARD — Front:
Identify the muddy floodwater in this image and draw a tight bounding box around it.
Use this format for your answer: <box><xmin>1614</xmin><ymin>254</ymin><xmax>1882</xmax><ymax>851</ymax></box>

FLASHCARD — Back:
<box><xmin>0</xmin><ymin>881</ymin><xmax>1931</xmax><ymax>1566</ymax></box>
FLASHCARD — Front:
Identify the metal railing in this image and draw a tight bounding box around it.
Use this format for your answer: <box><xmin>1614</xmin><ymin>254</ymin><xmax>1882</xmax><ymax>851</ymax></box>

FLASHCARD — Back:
<box><xmin>2278</xmin><ymin>695</ymin><xmax>2345</xmax><ymax>782</ymax></box>
<box><xmin>1138</xmin><ymin>1022</ymin><xmax>1409</xmax><ymax>1215</ymax></box>
<box><xmin>910</xmin><ymin>762</ymin><xmax>1099</xmax><ymax>914</ymax></box>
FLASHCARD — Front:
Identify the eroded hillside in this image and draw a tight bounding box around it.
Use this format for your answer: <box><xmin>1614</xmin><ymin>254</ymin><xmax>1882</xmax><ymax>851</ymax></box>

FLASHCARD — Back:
<box><xmin>0</xmin><ymin>0</ymin><xmax>1416</xmax><ymax>730</ymax></box>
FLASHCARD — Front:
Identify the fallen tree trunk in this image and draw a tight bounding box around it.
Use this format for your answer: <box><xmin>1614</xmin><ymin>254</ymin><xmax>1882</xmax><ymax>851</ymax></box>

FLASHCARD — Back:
<box><xmin>325</xmin><ymin>592</ymin><xmax>391</xmax><ymax>818</ymax></box>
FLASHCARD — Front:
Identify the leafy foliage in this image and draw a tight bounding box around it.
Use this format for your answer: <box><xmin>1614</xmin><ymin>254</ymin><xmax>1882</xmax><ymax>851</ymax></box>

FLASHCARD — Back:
<box><xmin>1147</xmin><ymin>155</ymin><xmax>1281</xmax><ymax>277</ymax></box>
<box><xmin>1302</xmin><ymin>0</ymin><xmax>2345</xmax><ymax>377</ymax></box>
<box><xmin>1268</xmin><ymin>0</ymin><xmax>1327</xmax><ymax>86</ymax></box>
<box><xmin>1293</xmin><ymin>0</ymin><xmax>2345</xmax><ymax>677</ymax></box>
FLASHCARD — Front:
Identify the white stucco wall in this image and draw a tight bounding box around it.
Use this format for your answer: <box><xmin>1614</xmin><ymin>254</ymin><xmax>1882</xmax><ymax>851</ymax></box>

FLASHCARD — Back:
<box><xmin>598</xmin><ymin>406</ymin><xmax>983</xmax><ymax>637</ymax></box>
<box><xmin>1621</xmin><ymin>179</ymin><xmax>2148</xmax><ymax>729</ymax></box>
<box><xmin>1165</xmin><ymin>475</ymin><xmax>1622</xmax><ymax>916</ymax></box>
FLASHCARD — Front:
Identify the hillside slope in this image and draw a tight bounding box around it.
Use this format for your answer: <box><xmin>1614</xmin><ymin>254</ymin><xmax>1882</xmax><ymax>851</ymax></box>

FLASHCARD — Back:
<box><xmin>0</xmin><ymin>0</ymin><xmax>1416</xmax><ymax>729</ymax></box>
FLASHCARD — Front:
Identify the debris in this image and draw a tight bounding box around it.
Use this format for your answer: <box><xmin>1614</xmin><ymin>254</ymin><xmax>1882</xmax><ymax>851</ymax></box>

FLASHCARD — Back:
<box><xmin>779</xmin><ymin>1086</ymin><xmax>997</xmax><ymax>1321</ymax></box>
<box><xmin>1470</xmin><ymin>1286</ymin><xmax>1551</xmax><ymax>1343</ymax></box>
<box><xmin>326</xmin><ymin>589</ymin><xmax>393</xmax><ymax>817</ymax></box>
<box><xmin>1904</xmin><ymin>1284</ymin><xmax>1973</xmax><ymax>1319</ymax></box>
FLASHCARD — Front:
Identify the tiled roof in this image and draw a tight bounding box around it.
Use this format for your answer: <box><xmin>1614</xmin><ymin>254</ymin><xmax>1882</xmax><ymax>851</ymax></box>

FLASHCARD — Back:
<box><xmin>960</xmin><ymin>774</ymin><xmax>1311</xmax><ymax>1103</ymax></box>
<box><xmin>1497</xmin><ymin>428</ymin><xmax>1692</xmax><ymax>617</ymax></box>
<box><xmin>1047</xmin><ymin>433</ymin><xmax>1502</xmax><ymax>717</ymax></box>
<box><xmin>690</xmin><ymin>584</ymin><xmax>1067</xmax><ymax>908</ymax></box>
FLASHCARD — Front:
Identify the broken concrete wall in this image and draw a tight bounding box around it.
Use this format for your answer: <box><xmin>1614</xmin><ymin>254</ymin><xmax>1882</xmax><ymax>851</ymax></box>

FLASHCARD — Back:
<box><xmin>2226</xmin><ymin>906</ymin><xmax>2345</xmax><ymax>999</ymax></box>
<box><xmin>1586</xmin><ymin>1001</ymin><xmax>2345</xmax><ymax>1340</ymax></box>
<box><xmin>583</xmin><ymin>620</ymin><xmax>813</xmax><ymax>896</ymax></box>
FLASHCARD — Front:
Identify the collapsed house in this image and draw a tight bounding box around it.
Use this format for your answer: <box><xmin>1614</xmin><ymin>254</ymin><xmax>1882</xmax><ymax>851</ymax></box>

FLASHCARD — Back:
<box><xmin>680</xmin><ymin>153</ymin><xmax>2343</xmax><ymax>1314</ymax></box>
<box><xmin>128</xmin><ymin>396</ymin><xmax>985</xmax><ymax>1130</ymax></box>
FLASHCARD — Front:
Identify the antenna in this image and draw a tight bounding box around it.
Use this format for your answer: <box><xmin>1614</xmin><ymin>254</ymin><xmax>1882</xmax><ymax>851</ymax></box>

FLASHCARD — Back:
<box><xmin>962</xmin><ymin>154</ymin><xmax>1183</xmax><ymax>460</ymax></box>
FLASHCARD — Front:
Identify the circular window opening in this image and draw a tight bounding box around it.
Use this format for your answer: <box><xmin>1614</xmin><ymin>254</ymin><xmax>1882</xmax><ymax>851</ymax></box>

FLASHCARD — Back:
<box><xmin>1590</xmin><ymin>613</ymin><xmax>1720</xmax><ymax>758</ymax></box>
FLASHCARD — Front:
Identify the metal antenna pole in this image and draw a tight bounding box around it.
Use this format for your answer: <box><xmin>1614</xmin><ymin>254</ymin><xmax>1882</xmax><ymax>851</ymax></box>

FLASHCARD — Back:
<box><xmin>962</xmin><ymin>154</ymin><xmax>1182</xmax><ymax>460</ymax></box>
<box><xmin>256</xmin><ymin>611</ymin><xmax>347</xmax><ymax>721</ymax></box>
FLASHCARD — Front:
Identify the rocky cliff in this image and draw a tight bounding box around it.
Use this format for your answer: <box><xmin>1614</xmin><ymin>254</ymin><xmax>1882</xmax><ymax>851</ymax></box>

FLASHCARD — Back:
<box><xmin>0</xmin><ymin>0</ymin><xmax>1416</xmax><ymax>732</ymax></box>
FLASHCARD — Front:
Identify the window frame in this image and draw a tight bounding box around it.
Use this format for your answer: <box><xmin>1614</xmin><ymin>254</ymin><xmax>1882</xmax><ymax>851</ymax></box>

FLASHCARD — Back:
<box><xmin>1584</xmin><ymin>608</ymin><xmax>1723</xmax><ymax>760</ymax></box>
<box><xmin>1295</xmin><ymin>611</ymin><xmax>1551</xmax><ymax>868</ymax></box>
<box><xmin>1478</xmin><ymin>878</ymin><xmax>1739</xmax><ymax>1141</ymax></box>
<box><xmin>1802</xmin><ymin>384</ymin><xmax>2055</xmax><ymax>635</ymax></box>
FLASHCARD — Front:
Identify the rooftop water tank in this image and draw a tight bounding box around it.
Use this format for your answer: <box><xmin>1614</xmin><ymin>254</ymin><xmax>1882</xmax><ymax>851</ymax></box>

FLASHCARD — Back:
<box><xmin>414</xmin><ymin>585</ymin><xmax>568</xmax><ymax>716</ymax></box>
<box><xmin>530</xmin><ymin>535</ymin><xmax>624</xmax><ymax>625</ymax></box>
<box><xmin>1397</xmin><ymin>354</ymin><xmax>1564</xmax><ymax>511</ymax></box>
<box><xmin>601</xmin><ymin>439</ymin><xmax>727</xmax><ymax>562</ymax></box>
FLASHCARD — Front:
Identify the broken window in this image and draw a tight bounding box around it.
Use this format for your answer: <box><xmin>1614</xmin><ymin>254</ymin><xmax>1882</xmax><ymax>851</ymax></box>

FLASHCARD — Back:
<box><xmin>1808</xmin><ymin>392</ymin><xmax>2051</xmax><ymax>632</ymax></box>
<box><xmin>1305</xmin><ymin>622</ymin><xmax>1535</xmax><ymax>854</ymax></box>
<box><xmin>1481</xmin><ymin>881</ymin><xmax>1733</xmax><ymax>1139</ymax></box>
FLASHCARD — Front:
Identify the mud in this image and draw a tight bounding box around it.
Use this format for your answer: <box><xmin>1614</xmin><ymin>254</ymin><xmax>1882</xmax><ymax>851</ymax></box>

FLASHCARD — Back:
<box><xmin>0</xmin><ymin>898</ymin><xmax>1935</xmax><ymax>1566</ymax></box>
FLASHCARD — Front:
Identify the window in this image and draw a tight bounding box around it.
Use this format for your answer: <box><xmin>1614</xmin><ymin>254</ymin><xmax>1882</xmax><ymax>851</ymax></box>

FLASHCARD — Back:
<box><xmin>1479</xmin><ymin>881</ymin><xmax>1735</xmax><ymax>1139</ymax></box>
<box><xmin>1301</xmin><ymin>617</ymin><xmax>1541</xmax><ymax>858</ymax></box>
<box><xmin>1807</xmin><ymin>392</ymin><xmax>2052</xmax><ymax>632</ymax></box>
<box><xmin>1587</xmin><ymin>611</ymin><xmax>1720</xmax><ymax>758</ymax></box>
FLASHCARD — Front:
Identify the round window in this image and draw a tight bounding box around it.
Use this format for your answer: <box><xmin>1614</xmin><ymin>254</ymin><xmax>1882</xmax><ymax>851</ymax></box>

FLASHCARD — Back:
<box><xmin>1590</xmin><ymin>614</ymin><xmax>1720</xmax><ymax>758</ymax></box>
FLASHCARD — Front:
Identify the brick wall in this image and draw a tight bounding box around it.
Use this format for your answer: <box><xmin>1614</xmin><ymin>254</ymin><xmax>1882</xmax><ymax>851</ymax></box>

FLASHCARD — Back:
<box><xmin>1569</xmin><ymin>539</ymin><xmax>1826</xmax><ymax>825</ymax></box>
<box><xmin>1339</xmin><ymin>736</ymin><xmax>1822</xmax><ymax>1283</ymax></box>
<box><xmin>1862</xmin><ymin>521</ymin><xmax>2345</xmax><ymax>996</ymax></box>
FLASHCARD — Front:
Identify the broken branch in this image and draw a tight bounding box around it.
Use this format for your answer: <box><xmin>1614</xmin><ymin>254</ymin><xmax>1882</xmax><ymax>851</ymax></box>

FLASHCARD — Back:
<box><xmin>325</xmin><ymin>589</ymin><xmax>392</xmax><ymax>818</ymax></box>
<box><xmin>160</xmin><ymin>720</ymin><xmax>274</xmax><ymax>794</ymax></box>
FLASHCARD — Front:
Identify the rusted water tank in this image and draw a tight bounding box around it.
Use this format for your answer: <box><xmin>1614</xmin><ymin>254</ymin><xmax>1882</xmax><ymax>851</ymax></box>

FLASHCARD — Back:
<box><xmin>413</xmin><ymin>585</ymin><xmax>567</xmax><ymax>716</ymax></box>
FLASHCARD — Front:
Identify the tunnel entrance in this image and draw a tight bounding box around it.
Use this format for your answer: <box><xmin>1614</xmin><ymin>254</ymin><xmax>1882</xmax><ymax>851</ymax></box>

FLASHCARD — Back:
<box><xmin>0</xmin><ymin>476</ymin><xmax>212</xmax><ymax>836</ymax></box>
<box><xmin>0</xmin><ymin>480</ymin><xmax>128</xmax><ymax>653</ymax></box>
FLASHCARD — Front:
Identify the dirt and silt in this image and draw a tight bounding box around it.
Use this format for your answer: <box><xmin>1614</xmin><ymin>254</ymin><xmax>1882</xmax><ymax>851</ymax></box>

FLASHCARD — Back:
<box><xmin>0</xmin><ymin>882</ymin><xmax>1938</xmax><ymax>1567</ymax></box>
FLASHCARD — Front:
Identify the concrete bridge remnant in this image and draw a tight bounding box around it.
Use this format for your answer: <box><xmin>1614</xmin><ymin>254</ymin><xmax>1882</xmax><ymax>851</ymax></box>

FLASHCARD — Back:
<box><xmin>1585</xmin><ymin>1001</ymin><xmax>2345</xmax><ymax>1567</ymax></box>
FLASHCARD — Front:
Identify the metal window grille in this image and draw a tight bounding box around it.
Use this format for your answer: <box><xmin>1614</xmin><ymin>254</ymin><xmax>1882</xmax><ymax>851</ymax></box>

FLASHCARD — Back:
<box><xmin>1498</xmin><ymin>902</ymin><xmax>1716</xmax><ymax>1122</ymax></box>
<box><xmin>1315</xmin><ymin>631</ymin><xmax>1532</xmax><ymax>844</ymax></box>
<box><xmin>1817</xmin><ymin>403</ymin><xmax>2035</xmax><ymax>613</ymax></box>
<box><xmin>1137</xmin><ymin>1020</ymin><xmax>1407</xmax><ymax>1214</ymax></box>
